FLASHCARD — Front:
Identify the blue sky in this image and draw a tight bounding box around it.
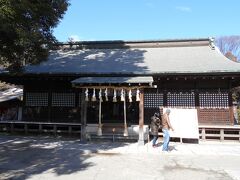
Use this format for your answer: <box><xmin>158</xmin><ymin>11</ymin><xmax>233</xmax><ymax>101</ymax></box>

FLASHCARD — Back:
<box><xmin>53</xmin><ymin>0</ymin><xmax>240</xmax><ymax>42</ymax></box>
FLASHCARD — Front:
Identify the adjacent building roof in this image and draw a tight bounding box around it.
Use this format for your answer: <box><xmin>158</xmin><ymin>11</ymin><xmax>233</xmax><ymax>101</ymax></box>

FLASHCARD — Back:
<box><xmin>19</xmin><ymin>38</ymin><xmax>240</xmax><ymax>75</ymax></box>
<box><xmin>0</xmin><ymin>88</ymin><xmax>23</xmax><ymax>103</ymax></box>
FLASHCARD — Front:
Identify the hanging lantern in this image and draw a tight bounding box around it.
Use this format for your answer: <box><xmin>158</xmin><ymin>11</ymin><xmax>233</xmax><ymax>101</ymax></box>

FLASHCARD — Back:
<box><xmin>121</xmin><ymin>89</ymin><xmax>125</xmax><ymax>101</ymax></box>
<box><xmin>113</xmin><ymin>89</ymin><xmax>117</xmax><ymax>102</ymax></box>
<box><xmin>85</xmin><ymin>88</ymin><xmax>89</xmax><ymax>101</ymax></box>
<box><xmin>92</xmin><ymin>88</ymin><xmax>96</xmax><ymax>101</ymax></box>
<box><xmin>136</xmin><ymin>89</ymin><xmax>140</xmax><ymax>101</ymax></box>
<box><xmin>105</xmin><ymin>88</ymin><xmax>108</xmax><ymax>101</ymax></box>
<box><xmin>128</xmin><ymin>89</ymin><xmax>132</xmax><ymax>102</ymax></box>
<box><xmin>99</xmin><ymin>89</ymin><xmax>102</xmax><ymax>102</ymax></box>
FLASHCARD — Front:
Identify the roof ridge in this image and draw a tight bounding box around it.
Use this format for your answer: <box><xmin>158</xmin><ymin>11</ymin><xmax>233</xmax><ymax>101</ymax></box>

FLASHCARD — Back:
<box><xmin>53</xmin><ymin>38</ymin><xmax>213</xmax><ymax>50</ymax></box>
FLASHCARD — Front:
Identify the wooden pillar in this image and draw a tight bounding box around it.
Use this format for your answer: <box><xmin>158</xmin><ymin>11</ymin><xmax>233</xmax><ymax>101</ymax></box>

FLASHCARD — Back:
<box><xmin>195</xmin><ymin>90</ymin><xmax>200</xmax><ymax>125</ymax></box>
<box><xmin>97</xmin><ymin>100</ymin><xmax>102</xmax><ymax>136</ymax></box>
<box><xmin>138</xmin><ymin>90</ymin><xmax>144</xmax><ymax>146</ymax></box>
<box><xmin>18</xmin><ymin>107</ymin><xmax>22</xmax><ymax>121</ymax></box>
<box><xmin>229</xmin><ymin>91</ymin><xmax>234</xmax><ymax>125</ymax></box>
<box><xmin>80</xmin><ymin>90</ymin><xmax>87</xmax><ymax>141</ymax></box>
<box><xmin>123</xmin><ymin>92</ymin><xmax>128</xmax><ymax>136</ymax></box>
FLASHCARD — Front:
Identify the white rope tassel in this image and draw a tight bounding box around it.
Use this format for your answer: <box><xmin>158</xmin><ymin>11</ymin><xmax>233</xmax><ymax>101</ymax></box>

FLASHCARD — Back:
<box><xmin>136</xmin><ymin>89</ymin><xmax>140</xmax><ymax>101</ymax></box>
<box><xmin>85</xmin><ymin>88</ymin><xmax>89</xmax><ymax>101</ymax></box>
<box><xmin>121</xmin><ymin>89</ymin><xmax>125</xmax><ymax>101</ymax></box>
<box><xmin>113</xmin><ymin>89</ymin><xmax>117</xmax><ymax>102</ymax></box>
<box><xmin>99</xmin><ymin>89</ymin><xmax>103</xmax><ymax>102</ymax></box>
<box><xmin>105</xmin><ymin>88</ymin><xmax>108</xmax><ymax>101</ymax></box>
<box><xmin>128</xmin><ymin>89</ymin><xmax>132</xmax><ymax>102</ymax></box>
<box><xmin>92</xmin><ymin>88</ymin><xmax>96</xmax><ymax>101</ymax></box>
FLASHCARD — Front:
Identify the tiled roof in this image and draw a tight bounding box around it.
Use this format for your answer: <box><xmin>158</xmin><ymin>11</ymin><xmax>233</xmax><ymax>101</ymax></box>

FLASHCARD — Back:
<box><xmin>24</xmin><ymin>38</ymin><xmax>240</xmax><ymax>75</ymax></box>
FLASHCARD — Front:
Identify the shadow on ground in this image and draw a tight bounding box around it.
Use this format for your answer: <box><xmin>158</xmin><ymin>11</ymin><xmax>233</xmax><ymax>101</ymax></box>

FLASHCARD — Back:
<box><xmin>0</xmin><ymin>135</ymin><xmax>129</xmax><ymax>180</ymax></box>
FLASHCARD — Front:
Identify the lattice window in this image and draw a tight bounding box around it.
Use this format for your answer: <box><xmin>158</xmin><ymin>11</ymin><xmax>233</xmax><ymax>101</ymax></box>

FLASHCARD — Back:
<box><xmin>198</xmin><ymin>109</ymin><xmax>230</xmax><ymax>125</ymax></box>
<box><xmin>144</xmin><ymin>93</ymin><xmax>163</xmax><ymax>108</ymax></box>
<box><xmin>25</xmin><ymin>92</ymin><xmax>48</xmax><ymax>106</ymax></box>
<box><xmin>167</xmin><ymin>92</ymin><xmax>195</xmax><ymax>108</ymax></box>
<box><xmin>52</xmin><ymin>93</ymin><xmax>75</xmax><ymax>107</ymax></box>
<box><xmin>199</xmin><ymin>92</ymin><xmax>228</xmax><ymax>109</ymax></box>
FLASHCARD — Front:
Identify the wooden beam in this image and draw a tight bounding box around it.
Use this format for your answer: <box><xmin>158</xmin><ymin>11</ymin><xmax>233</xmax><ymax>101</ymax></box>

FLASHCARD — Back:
<box><xmin>97</xmin><ymin>100</ymin><xmax>102</xmax><ymax>136</ymax></box>
<box><xmin>138</xmin><ymin>90</ymin><xmax>144</xmax><ymax>145</ymax></box>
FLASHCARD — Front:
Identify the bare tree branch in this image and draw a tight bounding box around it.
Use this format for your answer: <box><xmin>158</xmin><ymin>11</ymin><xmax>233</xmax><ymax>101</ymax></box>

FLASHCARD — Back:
<box><xmin>215</xmin><ymin>36</ymin><xmax>240</xmax><ymax>61</ymax></box>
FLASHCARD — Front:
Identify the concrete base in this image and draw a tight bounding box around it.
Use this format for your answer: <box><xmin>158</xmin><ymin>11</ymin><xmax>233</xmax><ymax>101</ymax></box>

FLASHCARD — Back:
<box><xmin>123</xmin><ymin>127</ymin><xmax>128</xmax><ymax>137</ymax></box>
<box><xmin>97</xmin><ymin>127</ymin><xmax>102</xmax><ymax>136</ymax></box>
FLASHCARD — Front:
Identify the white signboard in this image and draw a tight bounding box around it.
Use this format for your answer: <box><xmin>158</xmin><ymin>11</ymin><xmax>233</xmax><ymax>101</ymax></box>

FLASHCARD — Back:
<box><xmin>163</xmin><ymin>108</ymin><xmax>199</xmax><ymax>139</ymax></box>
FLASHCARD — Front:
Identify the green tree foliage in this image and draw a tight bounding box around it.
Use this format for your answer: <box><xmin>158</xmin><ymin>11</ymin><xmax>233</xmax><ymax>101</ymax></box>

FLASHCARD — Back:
<box><xmin>0</xmin><ymin>0</ymin><xmax>69</xmax><ymax>71</ymax></box>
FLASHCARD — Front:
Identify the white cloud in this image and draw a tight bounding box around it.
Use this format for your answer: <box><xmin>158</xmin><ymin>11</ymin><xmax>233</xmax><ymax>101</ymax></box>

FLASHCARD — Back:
<box><xmin>68</xmin><ymin>35</ymin><xmax>81</xmax><ymax>41</ymax></box>
<box><xmin>176</xmin><ymin>6</ymin><xmax>192</xmax><ymax>12</ymax></box>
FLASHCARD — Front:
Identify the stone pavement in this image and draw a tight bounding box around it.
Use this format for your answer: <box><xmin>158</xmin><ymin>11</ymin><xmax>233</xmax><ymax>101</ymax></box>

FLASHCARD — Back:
<box><xmin>0</xmin><ymin>135</ymin><xmax>240</xmax><ymax>180</ymax></box>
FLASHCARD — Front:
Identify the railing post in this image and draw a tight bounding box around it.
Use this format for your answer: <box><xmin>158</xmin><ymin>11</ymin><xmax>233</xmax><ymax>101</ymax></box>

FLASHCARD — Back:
<box><xmin>202</xmin><ymin>128</ymin><xmax>206</xmax><ymax>140</ymax></box>
<box><xmin>53</xmin><ymin>124</ymin><xmax>57</xmax><ymax>136</ymax></box>
<box><xmin>220</xmin><ymin>129</ymin><xmax>224</xmax><ymax>141</ymax></box>
<box><xmin>10</xmin><ymin>123</ymin><xmax>14</xmax><ymax>133</ymax></box>
<box><xmin>239</xmin><ymin>130</ymin><xmax>240</xmax><ymax>142</ymax></box>
<box><xmin>24</xmin><ymin>124</ymin><xmax>28</xmax><ymax>134</ymax></box>
<box><xmin>68</xmin><ymin>126</ymin><xmax>72</xmax><ymax>136</ymax></box>
<box><xmin>39</xmin><ymin>124</ymin><xmax>42</xmax><ymax>134</ymax></box>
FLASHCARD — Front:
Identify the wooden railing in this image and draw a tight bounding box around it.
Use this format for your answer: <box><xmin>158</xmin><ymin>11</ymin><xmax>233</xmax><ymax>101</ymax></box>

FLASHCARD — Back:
<box><xmin>0</xmin><ymin>121</ymin><xmax>82</xmax><ymax>136</ymax></box>
<box><xmin>1</xmin><ymin>121</ymin><xmax>240</xmax><ymax>142</ymax></box>
<box><xmin>199</xmin><ymin>125</ymin><xmax>240</xmax><ymax>142</ymax></box>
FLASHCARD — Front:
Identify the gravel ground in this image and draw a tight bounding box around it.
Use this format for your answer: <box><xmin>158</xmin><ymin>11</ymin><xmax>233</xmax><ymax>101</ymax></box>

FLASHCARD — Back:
<box><xmin>0</xmin><ymin>135</ymin><xmax>240</xmax><ymax>180</ymax></box>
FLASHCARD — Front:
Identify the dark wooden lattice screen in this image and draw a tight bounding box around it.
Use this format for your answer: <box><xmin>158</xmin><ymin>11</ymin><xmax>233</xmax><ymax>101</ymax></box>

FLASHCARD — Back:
<box><xmin>25</xmin><ymin>92</ymin><xmax>48</xmax><ymax>106</ymax></box>
<box><xmin>198</xmin><ymin>109</ymin><xmax>231</xmax><ymax>125</ymax></box>
<box><xmin>199</xmin><ymin>92</ymin><xmax>228</xmax><ymax>109</ymax></box>
<box><xmin>144</xmin><ymin>93</ymin><xmax>164</xmax><ymax>108</ymax></box>
<box><xmin>144</xmin><ymin>93</ymin><xmax>163</xmax><ymax>124</ymax></box>
<box><xmin>52</xmin><ymin>93</ymin><xmax>75</xmax><ymax>107</ymax></box>
<box><xmin>198</xmin><ymin>92</ymin><xmax>230</xmax><ymax>125</ymax></box>
<box><xmin>167</xmin><ymin>92</ymin><xmax>195</xmax><ymax>108</ymax></box>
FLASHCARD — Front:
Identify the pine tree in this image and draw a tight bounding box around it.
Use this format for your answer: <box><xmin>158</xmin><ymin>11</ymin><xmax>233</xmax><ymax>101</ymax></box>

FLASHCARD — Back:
<box><xmin>0</xmin><ymin>0</ymin><xmax>70</xmax><ymax>71</ymax></box>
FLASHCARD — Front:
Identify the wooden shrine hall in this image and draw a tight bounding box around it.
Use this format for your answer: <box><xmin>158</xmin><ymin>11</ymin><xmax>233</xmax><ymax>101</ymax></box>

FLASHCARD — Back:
<box><xmin>1</xmin><ymin>38</ymin><xmax>240</xmax><ymax>144</ymax></box>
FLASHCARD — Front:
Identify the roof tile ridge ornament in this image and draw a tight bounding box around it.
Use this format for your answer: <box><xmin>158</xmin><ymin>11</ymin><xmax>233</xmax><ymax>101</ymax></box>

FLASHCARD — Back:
<box><xmin>209</xmin><ymin>37</ymin><xmax>215</xmax><ymax>50</ymax></box>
